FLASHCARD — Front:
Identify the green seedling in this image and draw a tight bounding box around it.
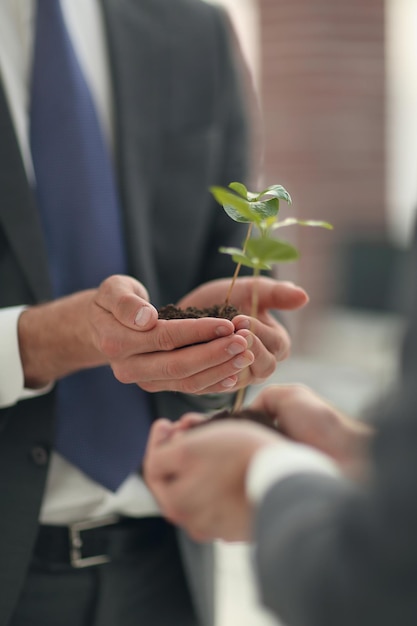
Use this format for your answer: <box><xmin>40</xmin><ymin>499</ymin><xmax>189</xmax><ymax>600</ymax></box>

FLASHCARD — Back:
<box><xmin>210</xmin><ymin>181</ymin><xmax>332</xmax><ymax>410</ymax></box>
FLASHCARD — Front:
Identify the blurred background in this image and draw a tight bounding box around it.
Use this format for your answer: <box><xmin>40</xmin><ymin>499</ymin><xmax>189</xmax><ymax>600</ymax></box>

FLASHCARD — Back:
<box><xmin>202</xmin><ymin>1</ymin><xmax>417</xmax><ymax>625</ymax></box>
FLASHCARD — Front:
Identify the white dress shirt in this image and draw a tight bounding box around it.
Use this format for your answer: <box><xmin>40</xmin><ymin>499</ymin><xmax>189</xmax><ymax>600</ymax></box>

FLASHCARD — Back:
<box><xmin>0</xmin><ymin>0</ymin><xmax>159</xmax><ymax>523</ymax></box>
<box><xmin>246</xmin><ymin>441</ymin><xmax>341</xmax><ymax>506</ymax></box>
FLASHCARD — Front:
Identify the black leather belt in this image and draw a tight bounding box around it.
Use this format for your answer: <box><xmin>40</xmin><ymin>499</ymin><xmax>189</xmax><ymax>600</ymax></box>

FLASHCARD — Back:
<box><xmin>34</xmin><ymin>515</ymin><xmax>170</xmax><ymax>569</ymax></box>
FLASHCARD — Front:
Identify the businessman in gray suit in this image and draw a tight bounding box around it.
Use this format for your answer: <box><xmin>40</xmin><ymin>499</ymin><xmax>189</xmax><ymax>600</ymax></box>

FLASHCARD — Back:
<box><xmin>145</xmin><ymin>232</ymin><xmax>417</xmax><ymax>626</ymax></box>
<box><xmin>0</xmin><ymin>1</ymin><xmax>308</xmax><ymax>625</ymax></box>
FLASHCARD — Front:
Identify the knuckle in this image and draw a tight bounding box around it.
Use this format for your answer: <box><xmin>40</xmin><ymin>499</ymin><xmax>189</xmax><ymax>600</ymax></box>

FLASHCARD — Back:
<box><xmin>275</xmin><ymin>337</ymin><xmax>291</xmax><ymax>361</ymax></box>
<box><xmin>114</xmin><ymin>293</ymin><xmax>134</xmax><ymax>319</ymax></box>
<box><xmin>155</xmin><ymin>326</ymin><xmax>176</xmax><ymax>352</ymax></box>
<box><xmin>99</xmin><ymin>276</ymin><xmax>113</xmax><ymax>293</ymax></box>
<box><xmin>280</xmin><ymin>383</ymin><xmax>307</xmax><ymax>400</ymax></box>
<box><xmin>139</xmin><ymin>381</ymin><xmax>158</xmax><ymax>393</ymax></box>
<box><xmin>97</xmin><ymin>334</ymin><xmax>123</xmax><ymax>359</ymax></box>
<box><xmin>179</xmin><ymin>379</ymin><xmax>194</xmax><ymax>394</ymax></box>
<box><xmin>293</xmin><ymin>383</ymin><xmax>312</xmax><ymax>397</ymax></box>
<box><xmin>162</xmin><ymin>359</ymin><xmax>183</xmax><ymax>380</ymax></box>
<box><xmin>111</xmin><ymin>363</ymin><xmax>133</xmax><ymax>385</ymax></box>
<box><xmin>250</xmin><ymin>357</ymin><xmax>276</xmax><ymax>386</ymax></box>
<box><xmin>181</xmin><ymin>378</ymin><xmax>203</xmax><ymax>395</ymax></box>
<box><xmin>262</xmin><ymin>359</ymin><xmax>277</xmax><ymax>379</ymax></box>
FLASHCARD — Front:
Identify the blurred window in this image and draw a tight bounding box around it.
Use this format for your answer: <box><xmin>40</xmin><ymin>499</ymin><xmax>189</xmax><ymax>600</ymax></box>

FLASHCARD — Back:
<box><xmin>386</xmin><ymin>0</ymin><xmax>417</xmax><ymax>245</ymax></box>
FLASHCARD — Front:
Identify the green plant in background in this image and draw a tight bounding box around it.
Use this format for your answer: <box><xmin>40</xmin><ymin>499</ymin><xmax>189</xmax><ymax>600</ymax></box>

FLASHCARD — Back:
<box><xmin>210</xmin><ymin>181</ymin><xmax>332</xmax><ymax>410</ymax></box>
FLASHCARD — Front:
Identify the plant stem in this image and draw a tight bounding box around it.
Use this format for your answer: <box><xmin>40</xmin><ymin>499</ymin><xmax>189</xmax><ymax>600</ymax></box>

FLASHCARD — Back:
<box><xmin>232</xmin><ymin>265</ymin><xmax>260</xmax><ymax>413</ymax></box>
<box><xmin>232</xmin><ymin>383</ymin><xmax>246</xmax><ymax>413</ymax></box>
<box><xmin>224</xmin><ymin>223</ymin><xmax>253</xmax><ymax>305</ymax></box>
<box><xmin>251</xmin><ymin>266</ymin><xmax>260</xmax><ymax>318</ymax></box>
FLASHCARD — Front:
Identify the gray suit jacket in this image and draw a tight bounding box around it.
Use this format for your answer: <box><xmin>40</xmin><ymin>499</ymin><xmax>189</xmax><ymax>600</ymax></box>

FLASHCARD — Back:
<box><xmin>253</xmin><ymin>233</ymin><xmax>417</xmax><ymax>625</ymax></box>
<box><xmin>0</xmin><ymin>1</ymin><xmax>251</xmax><ymax>624</ymax></box>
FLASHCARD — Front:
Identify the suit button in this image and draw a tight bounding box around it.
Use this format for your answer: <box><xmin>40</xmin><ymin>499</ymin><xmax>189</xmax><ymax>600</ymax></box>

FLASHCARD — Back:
<box><xmin>30</xmin><ymin>445</ymin><xmax>49</xmax><ymax>466</ymax></box>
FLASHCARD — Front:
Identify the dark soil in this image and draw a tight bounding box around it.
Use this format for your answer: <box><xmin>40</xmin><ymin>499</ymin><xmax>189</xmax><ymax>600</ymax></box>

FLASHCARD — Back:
<box><xmin>158</xmin><ymin>304</ymin><xmax>278</xmax><ymax>430</ymax></box>
<box><xmin>158</xmin><ymin>302</ymin><xmax>272</xmax><ymax>431</ymax></box>
<box><xmin>158</xmin><ymin>303</ymin><xmax>240</xmax><ymax>321</ymax></box>
<box><xmin>199</xmin><ymin>408</ymin><xmax>278</xmax><ymax>431</ymax></box>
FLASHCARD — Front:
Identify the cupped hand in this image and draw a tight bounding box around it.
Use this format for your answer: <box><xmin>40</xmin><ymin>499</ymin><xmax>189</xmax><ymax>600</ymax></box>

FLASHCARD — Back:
<box><xmin>250</xmin><ymin>384</ymin><xmax>374</xmax><ymax>479</ymax></box>
<box><xmin>143</xmin><ymin>416</ymin><xmax>280</xmax><ymax>542</ymax></box>
<box><xmin>178</xmin><ymin>277</ymin><xmax>309</xmax><ymax>387</ymax></box>
<box><xmin>89</xmin><ymin>275</ymin><xmax>256</xmax><ymax>394</ymax></box>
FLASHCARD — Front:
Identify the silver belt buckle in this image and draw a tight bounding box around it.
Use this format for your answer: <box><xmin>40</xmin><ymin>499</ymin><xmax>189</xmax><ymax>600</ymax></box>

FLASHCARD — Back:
<box><xmin>69</xmin><ymin>514</ymin><xmax>120</xmax><ymax>568</ymax></box>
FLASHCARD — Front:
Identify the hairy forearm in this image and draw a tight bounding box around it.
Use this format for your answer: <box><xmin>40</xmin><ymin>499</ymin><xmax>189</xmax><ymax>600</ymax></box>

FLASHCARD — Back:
<box><xmin>18</xmin><ymin>290</ymin><xmax>105</xmax><ymax>389</ymax></box>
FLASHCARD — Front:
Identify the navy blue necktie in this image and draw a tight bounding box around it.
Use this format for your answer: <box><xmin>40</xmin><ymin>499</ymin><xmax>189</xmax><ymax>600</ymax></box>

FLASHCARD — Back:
<box><xmin>30</xmin><ymin>0</ymin><xmax>152</xmax><ymax>491</ymax></box>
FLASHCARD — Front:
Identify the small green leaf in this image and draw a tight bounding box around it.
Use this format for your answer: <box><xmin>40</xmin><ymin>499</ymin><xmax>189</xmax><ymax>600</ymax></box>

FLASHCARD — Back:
<box><xmin>228</xmin><ymin>182</ymin><xmax>249</xmax><ymax>199</ymax></box>
<box><xmin>253</xmin><ymin>184</ymin><xmax>292</xmax><ymax>205</ymax></box>
<box><xmin>219</xmin><ymin>246</ymin><xmax>245</xmax><ymax>257</ymax></box>
<box><xmin>219</xmin><ymin>246</ymin><xmax>267</xmax><ymax>269</ymax></box>
<box><xmin>262</xmin><ymin>215</ymin><xmax>279</xmax><ymax>229</ymax></box>
<box><xmin>238</xmin><ymin>256</ymin><xmax>272</xmax><ymax>270</ymax></box>
<box><xmin>250</xmin><ymin>198</ymin><xmax>280</xmax><ymax>222</ymax></box>
<box><xmin>210</xmin><ymin>186</ymin><xmax>255</xmax><ymax>223</ymax></box>
<box><xmin>246</xmin><ymin>237</ymin><xmax>299</xmax><ymax>263</ymax></box>
<box><xmin>272</xmin><ymin>218</ymin><xmax>333</xmax><ymax>230</ymax></box>
<box><xmin>223</xmin><ymin>205</ymin><xmax>252</xmax><ymax>223</ymax></box>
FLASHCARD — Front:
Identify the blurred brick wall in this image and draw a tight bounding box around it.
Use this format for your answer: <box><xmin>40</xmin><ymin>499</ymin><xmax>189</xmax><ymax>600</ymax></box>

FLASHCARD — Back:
<box><xmin>257</xmin><ymin>0</ymin><xmax>386</xmax><ymax>316</ymax></box>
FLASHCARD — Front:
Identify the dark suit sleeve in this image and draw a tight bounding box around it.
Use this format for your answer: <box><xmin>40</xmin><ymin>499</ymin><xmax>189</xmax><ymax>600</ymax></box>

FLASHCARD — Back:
<box><xmin>253</xmin><ymin>378</ymin><xmax>417</xmax><ymax>626</ymax></box>
<box><xmin>252</xmin><ymin>221</ymin><xmax>417</xmax><ymax>626</ymax></box>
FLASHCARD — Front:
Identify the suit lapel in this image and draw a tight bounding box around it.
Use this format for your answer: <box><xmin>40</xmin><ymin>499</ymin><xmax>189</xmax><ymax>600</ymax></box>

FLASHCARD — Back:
<box><xmin>0</xmin><ymin>81</ymin><xmax>52</xmax><ymax>303</ymax></box>
<box><xmin>100</xmin><ymin>0</ymin><xmax>168</xmax><ymax>304</ymax></box>
<box><xmin>0</xmin><ymin>1</ymin><xmax>167</xmax><ymax>305</ymax></box>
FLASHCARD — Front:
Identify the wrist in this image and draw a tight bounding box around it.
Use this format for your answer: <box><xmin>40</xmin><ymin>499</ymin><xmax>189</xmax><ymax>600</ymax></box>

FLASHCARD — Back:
<box><xmin>338</xmin><ymin>421</ymin><xmax>374</xmax><ymax>481</ymax></box>
<box><xmin>247</xmin><ymin>441</ymin><xmax>341</xmax><ymax>505</ymax></box>
<box><xmin>18</xmin><ymin>290</ymin><xmax>104</xmax><ymax>387</ymax></box>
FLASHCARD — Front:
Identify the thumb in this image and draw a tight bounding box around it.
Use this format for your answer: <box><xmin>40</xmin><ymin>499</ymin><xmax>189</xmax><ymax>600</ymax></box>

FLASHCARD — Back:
<box><xmin>96</xmin><ymin>275</ymin><xmax>158</xmax><ymax>330</ymax></box>
<box><xmin>148</xmin><ymin>418</ymin><xmax>175</xmax><ymax>448</ymax></box>
<box><xmin>143</xmin><ymin>419</ymin><xmax>179</xmax><ymax>484</ymax></box>
<box><xmin>260</xmin><ymin>280</ymin><xmax>309</xmax><ymax>311</ymax></box>
<box><xmin>177</xmin><ymin>412</ymin><xmax>206</xmax><ymax>431</ymax></box>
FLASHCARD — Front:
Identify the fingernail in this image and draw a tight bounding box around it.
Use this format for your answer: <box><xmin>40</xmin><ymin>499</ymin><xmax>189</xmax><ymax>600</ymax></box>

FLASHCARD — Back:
<box><xmin>245</xmin><ymin>333</ymin><xmax>254</xmax><ymax>349</ymax></box>
<box><xmin>233</xmin><ymin>355</ymin><xmax>253</xmax><ymax>369</ymax></box>
<box><xmin>274</xmin><ymin>340</ymin><xmax>288</xmax><ymax>361</ymax></box>
<box><xmin>235</xmin><ymin>318</ymin><xmax>250</xmax><ymax>330</ymax></box>
<box><xmin>227</xmin><ymin>342</ymin><xmax>245</xmax><ymax>356</ymax></box>
<box><xmin>216</xmin><ymin>325</ymin><xmax>232</xmax><ymax>337</ymax></box>
<box><xmin>135</xmin><ymin>306</ymin><xmax>152</xmax><ymax>327</ymax></box>
<box><xmin>221</xmin><ymin>376</ymin><xmax>237</xmax><ymax>388</ymax></box>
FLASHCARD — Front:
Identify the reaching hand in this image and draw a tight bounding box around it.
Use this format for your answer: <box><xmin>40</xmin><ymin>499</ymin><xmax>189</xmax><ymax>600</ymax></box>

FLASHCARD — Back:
<box><xmin>143</xmin><ymin>416</ymin><xmax>280</xmax><ymax>542</ymax></box>
<box><xmin>250</xmin><ymin>384</ymin><xmax>374</xmax><ymax>479</ymax></box>
<box><xmin>144</xmin><ymin>383</ymin><xmax>374</xmax><ymax>542</ymax></box>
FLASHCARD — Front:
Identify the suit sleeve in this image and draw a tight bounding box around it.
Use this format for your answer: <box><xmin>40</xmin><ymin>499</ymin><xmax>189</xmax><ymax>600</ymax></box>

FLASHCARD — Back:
<box><xmin>252</xmin><ymin>219</ymin><xmax>417</xmax><ymax>626</ymax></box>
<box><xmin>253</xmin><ymin>382</ymin><xmax>417</xmax><ymax>626</ymax></box>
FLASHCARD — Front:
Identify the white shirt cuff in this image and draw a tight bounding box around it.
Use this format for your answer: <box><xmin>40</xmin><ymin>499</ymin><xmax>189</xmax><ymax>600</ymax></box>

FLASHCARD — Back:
<box><xmin>246</xmin><ymin>442</ymin><xmax>341</xmax><ymax>505</ymax></box>
<box><xmin>0</xmin><ymin>306</ymin><xmax>52</xmax><ymax>407</ymax></box>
